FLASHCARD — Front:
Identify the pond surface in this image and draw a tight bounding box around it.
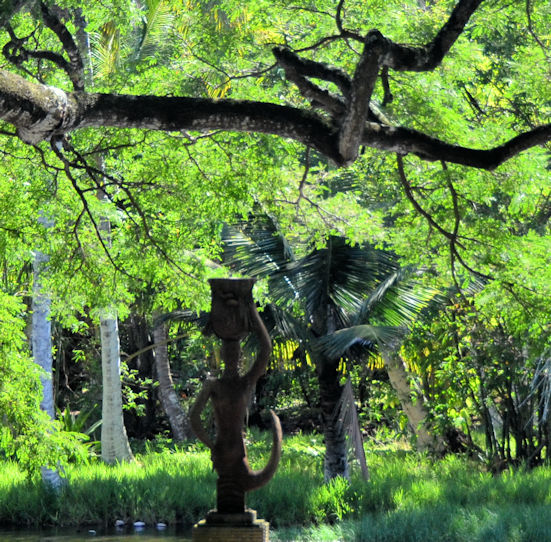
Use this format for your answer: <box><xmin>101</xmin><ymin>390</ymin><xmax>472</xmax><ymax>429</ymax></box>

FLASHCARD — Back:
<box><xmin>0</xmin><ymin>525</ymin><xmax>192</xmax><ymax>541</ymax></box>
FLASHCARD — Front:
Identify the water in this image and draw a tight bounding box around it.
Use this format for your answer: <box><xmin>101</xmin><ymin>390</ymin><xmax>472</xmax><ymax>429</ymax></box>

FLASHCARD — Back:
<box><xmin>0</xmin><ymin>525</ymin><xmax>192</xmax><ymax>541</ymax></box>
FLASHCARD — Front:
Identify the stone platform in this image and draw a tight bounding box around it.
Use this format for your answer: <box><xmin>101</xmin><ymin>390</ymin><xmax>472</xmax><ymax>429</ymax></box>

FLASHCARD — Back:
<box><xmin>192</xmin><ymin>509</ymin><xmax>269</xmax><ymax>542</ymax></box>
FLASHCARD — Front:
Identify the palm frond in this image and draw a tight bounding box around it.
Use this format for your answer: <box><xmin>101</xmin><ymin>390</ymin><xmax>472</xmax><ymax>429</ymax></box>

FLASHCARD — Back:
<box><xmin>223</xmin><ymin>224</ymin><xmax>289</xmax><ymax>277</ymax></box>
<box><xmin>356</xmin><ymin>267</ymin><xmax>441</xmax><ymax>327</ymax></box>
<box><xmin>154</xmin><ymin>309</ymin><xmax>208</xmax><ymax>328</ymax></box>
<box><xmin>292</xmin><ymin>238</ymin><xmax>399</xmax><ymax>318</ymax></box>
<box><xmin>222</xmin><ymin>222</ymin><xmax>298</xmax><ymax>303</ymax></box>
<box><xmin>521</xmin><ymin>348</ymin><xmax>551</xmax><ymax>424</ymax></box>
<box><xmin>333</xmin><ymin>378</ymin><xmax>369</xmax><ymax>480</ymax></box>
<box><xmin>268</xmin><ymin>303</ymin><xmax>311</xmax><ymax>345</ymax></box>
<box><xmin>223</xmin><ymin>221</ymin><xmax>439</xmax><ymax>369</ymax></box>
<box><xmin>316</xmin><ymin>325</ymin><xmax>406</xmax><ymax>359</ymax></box>
<box><xmin>92</xmin><ymin>21</ymin><xmax>120</xmax><ymax>78</ymax></box>
<box><xmin>134</xmin><ymin>0</ymin><xmax>174</xmax><ymax>63</ymax></box>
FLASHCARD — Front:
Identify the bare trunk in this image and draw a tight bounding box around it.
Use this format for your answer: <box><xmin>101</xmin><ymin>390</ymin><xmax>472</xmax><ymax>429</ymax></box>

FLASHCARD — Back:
<box><xmin>318</xmin><ymin>358</ymin><xmax>349</xmax><ymax>481</ymax></box>
<box><xmin>100</xmin><ymin>315</ymin><xmax>133</xmax><ymax>463</ymax></box>
<box><xmin>382</xmin><ymin>348</ymin><xmax>444</xmax><ymax>453</ymax></box>
<box><xmin>96</xmin><ymin>200</ymin><xmax>133</xmax><ymax>462</ymax></box>
<box><xmin>95</xmin><ymin>161</ymin><xmax>133</xmax><ymax>461</ymax></box>
<box><xmin>32</xmin><ymin>218</ymin><xmax>64</xmax><ymax>488</ymax></box>
<box><xmin>153</xmin><ymin>322</ymin><xmax>192</xmax><ymax>442</ymax></box>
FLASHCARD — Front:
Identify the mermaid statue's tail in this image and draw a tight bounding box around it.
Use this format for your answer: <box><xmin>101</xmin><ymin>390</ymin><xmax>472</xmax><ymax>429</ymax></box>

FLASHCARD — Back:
<box><xmin>244</xmin><ymin>410</ymin><xmax>282</xmax><ymax>491</ymax></box>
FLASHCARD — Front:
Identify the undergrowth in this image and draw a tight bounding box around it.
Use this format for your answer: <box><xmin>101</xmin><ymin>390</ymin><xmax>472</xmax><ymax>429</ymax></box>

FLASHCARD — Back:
<box><xmin>1</xmin><ymin>430</ymin><xmax>551</xmax><ymax>542</ymax></box>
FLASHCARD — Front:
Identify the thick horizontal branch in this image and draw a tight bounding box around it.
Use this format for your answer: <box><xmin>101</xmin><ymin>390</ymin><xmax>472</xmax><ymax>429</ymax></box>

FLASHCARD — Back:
<box><xmin>0</xmin><ymin>69</ymin><xmax>341</xmax><ymax>158</ymax></box>
<box><xmin>0</xmin><ymin>69</ymin><xmax>549</xmax><ymax>170</ymax></box>
<box><xmin>76</xmin><ymin>93</ymin><xmax>341</xmax><ymax>158</ymax></box>
<box><xmin>362</xmin><ymin>123</ymin><xmax>551</xmax><ymax>170</ymax></box>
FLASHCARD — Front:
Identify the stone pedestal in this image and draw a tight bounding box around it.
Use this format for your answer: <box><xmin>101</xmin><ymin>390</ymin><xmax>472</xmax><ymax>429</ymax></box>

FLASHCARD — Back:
<box><xmin>192</xmin><ymin>509</ymin><xmax>269</xmax><ymax>542</ymax></box>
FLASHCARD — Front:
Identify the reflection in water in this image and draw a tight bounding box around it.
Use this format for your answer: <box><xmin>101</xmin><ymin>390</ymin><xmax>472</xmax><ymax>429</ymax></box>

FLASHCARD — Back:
<box><xmin>0</xmin><ymin>525</ymin><xmax>192</xmax><ymax>541</ymax></box>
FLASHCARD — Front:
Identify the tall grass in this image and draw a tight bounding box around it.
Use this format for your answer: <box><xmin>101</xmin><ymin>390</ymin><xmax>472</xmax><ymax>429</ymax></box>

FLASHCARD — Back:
<box><xmin>0</xmin><ymin>449</ymin><xmax>216</xmax><ymax>527</ymax></box>
<box><xmin>274</xmin><ymin>505</ymin><xmax>551</xmax><ymax>542</ymax></box>
<box><xmin>1</xmin><ymin>431</ymin><xmax>551</xmax><ymax>541</ymax></box>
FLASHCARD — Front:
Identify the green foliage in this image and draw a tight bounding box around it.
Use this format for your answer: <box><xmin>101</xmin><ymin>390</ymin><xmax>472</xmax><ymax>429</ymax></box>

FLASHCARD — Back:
<box><xmin>3</xmin><ymin>433</ymin><xmax>551</xmax><ymax>540</ymax></box>
<box><xmin>57</xmin><ymin>407</ymin><xmax>101</xmax><ymax>436</ymax></box>
<box><xmin>309</xmin><ymin>476</ymin><xmax>352</xmax><ymax>523</ymax></box>
<box><xmin>57</xmin><ymin>407</ymin><xmax>101</xmax><ymax>456</ymax></box>
<box><xmin>0</xmin><ymin>0</ymin><xmax>549</xmax><ymax>486</ymax></box>
<box><xmin>0</xmin><ymin>291</ymin><xmax>88</xmax><ymax>476</ymax></box>
<box><xmin>402</xmin><ymin>292</ymin><xmax>551</xmax><ymax>468</ymax></box>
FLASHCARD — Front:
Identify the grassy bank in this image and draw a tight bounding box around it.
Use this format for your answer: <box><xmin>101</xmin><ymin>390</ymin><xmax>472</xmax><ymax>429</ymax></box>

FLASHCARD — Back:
<box><xmin>273</xmin><ymin>505</ymin><xmax>551</xmax><ymax>542</ymax></box>
<box><xmin>1</xmin><ymin>432</ymin><xmax>551</xmax><ymax>541</ymax></box>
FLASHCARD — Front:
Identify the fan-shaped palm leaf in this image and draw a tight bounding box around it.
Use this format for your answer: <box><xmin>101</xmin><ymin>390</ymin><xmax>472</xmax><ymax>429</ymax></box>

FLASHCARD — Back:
<box><xmin>268</xmin><ymin>303</ymin><xmax>310</xmax><ymax>345</ymax></box>
<box><xmin>223</xmin><ymin>223</ymin><xmax>430</xmax><ymax>348</ymax></box>
<box><xmin>223</xmin><ymin>220</ymin><xmax>298</xmax><ymax>304</ymax></box>
<box><xmin>288</xmin><ymin>237</ymin><xmax>398</xmax><ymax>319</ymax></box>
<box><xmin>316</xmin><ymin>324</ymin><xmax>405</xmax><ymax>359</ymax></box>
<box><xmin>154</xmin><ymin>309</ymin><xmax>208</xmax><ymax>328</ymax></box>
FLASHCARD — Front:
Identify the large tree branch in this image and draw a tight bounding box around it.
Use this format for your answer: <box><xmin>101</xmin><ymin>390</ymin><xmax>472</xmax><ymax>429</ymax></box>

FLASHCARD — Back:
<box><xmin>363</xmin><ymin>122</ymin><xmax>551</xmax><ymax>170</ymax></box>
<box><xmin>39</xmin><ymin>2</ymin><xmax>84</xmax><ymax>90</ymax></box>
<box><xmin>0</xmin><ymin>69</ymin><xmax>72</xmax><ymax>143</ymax></box>
<box><xmin>272</xmin><ymin>45</ymin><xmax>388</xmax><ymax>126</ymax></box>
<box><xmin>0</xmin><ymin>69</ymin><xmax>341</xmax><ymax>156</ymax></box>
<box><xmin>381</xmin><ymin>0</ymin><xmax>484</xmax><ymax>71</ymax></box>
<box><xmin>273</xmin><ymin>46</ymin><xmax>351</xmax><ymax>98</ymax></box>
<box><xmin>272</xmin><ymin>47</ymin><xmax>346</xmax><ymax>116</ymax></box>
<box><xmin>0</xmin><ymin>69</ymin><xmax>549</xmax><ymax>170</ymax></box>
<box><xmin>77</xmin><ymin>93</ymin><xmax>343</xmax><ymax>159</ymax></box>
<box><xmin>274</xmin><ymin>0</ymin><xmax>485</xmax><ymax>163</ymax></box>
<box><xmin>338</xmin><ymin>30</ymin><xmax>385</xmax><ymax>162</ymax></box>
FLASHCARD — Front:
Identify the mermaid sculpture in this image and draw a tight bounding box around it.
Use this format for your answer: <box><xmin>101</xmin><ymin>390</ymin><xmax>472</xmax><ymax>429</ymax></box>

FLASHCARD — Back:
<box><xmin>190</xmin><ymin>278</ymin><xmax>282</xmax><ymax>515</ymax></box>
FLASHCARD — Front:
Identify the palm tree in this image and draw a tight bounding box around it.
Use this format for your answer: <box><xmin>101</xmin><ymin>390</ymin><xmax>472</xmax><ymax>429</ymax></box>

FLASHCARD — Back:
<box><xmin>223</xmin><ymin>219</ymin><xmax>437</xmax><ymax>480</ymax></box>
<box><xmin>77</xmin><ymin>0</ymin><xmax>174</xmax><ymax>461</ymax></box>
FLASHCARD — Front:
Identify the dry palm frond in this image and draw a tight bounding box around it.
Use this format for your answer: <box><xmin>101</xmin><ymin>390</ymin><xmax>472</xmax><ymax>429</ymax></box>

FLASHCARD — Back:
<box><xmin>333</xmin><ymin>378</ymin><xmax>369</xmax><ymax>480</ymax></box>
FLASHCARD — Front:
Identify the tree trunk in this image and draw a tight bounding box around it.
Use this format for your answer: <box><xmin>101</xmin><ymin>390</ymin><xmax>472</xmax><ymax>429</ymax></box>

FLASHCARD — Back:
<box><xmin>381</xmin><ymin>347</ymin><xmax>444</xmax><ymax>453</ymax></box>
<box><xmin>95</xmin><ymin>162</ymin><xmax>133</xmax><ymax>462</ymax></box>
<box><xmin>96</xmin><ymin>202</ymin><xmax>133</xmax><ymax>462</ymax></box>
<box><xmin>100</xmin><ymin>315</ymin><xmax>134</xmax><ymax>463</ymax></box>
<box><xmin>32</xmin><ymin>217</ymin><xmax>64</xmax><ymax>488</ymax></box>
<box><xmin>317</xmin><ymin>357</ymin><xmax>349</xmax><ymax>480</ymax></box>
<box><xmin>153</xmin><ymin>322</ymin><xmax>192</xmax><ymax>442</ymax></box>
